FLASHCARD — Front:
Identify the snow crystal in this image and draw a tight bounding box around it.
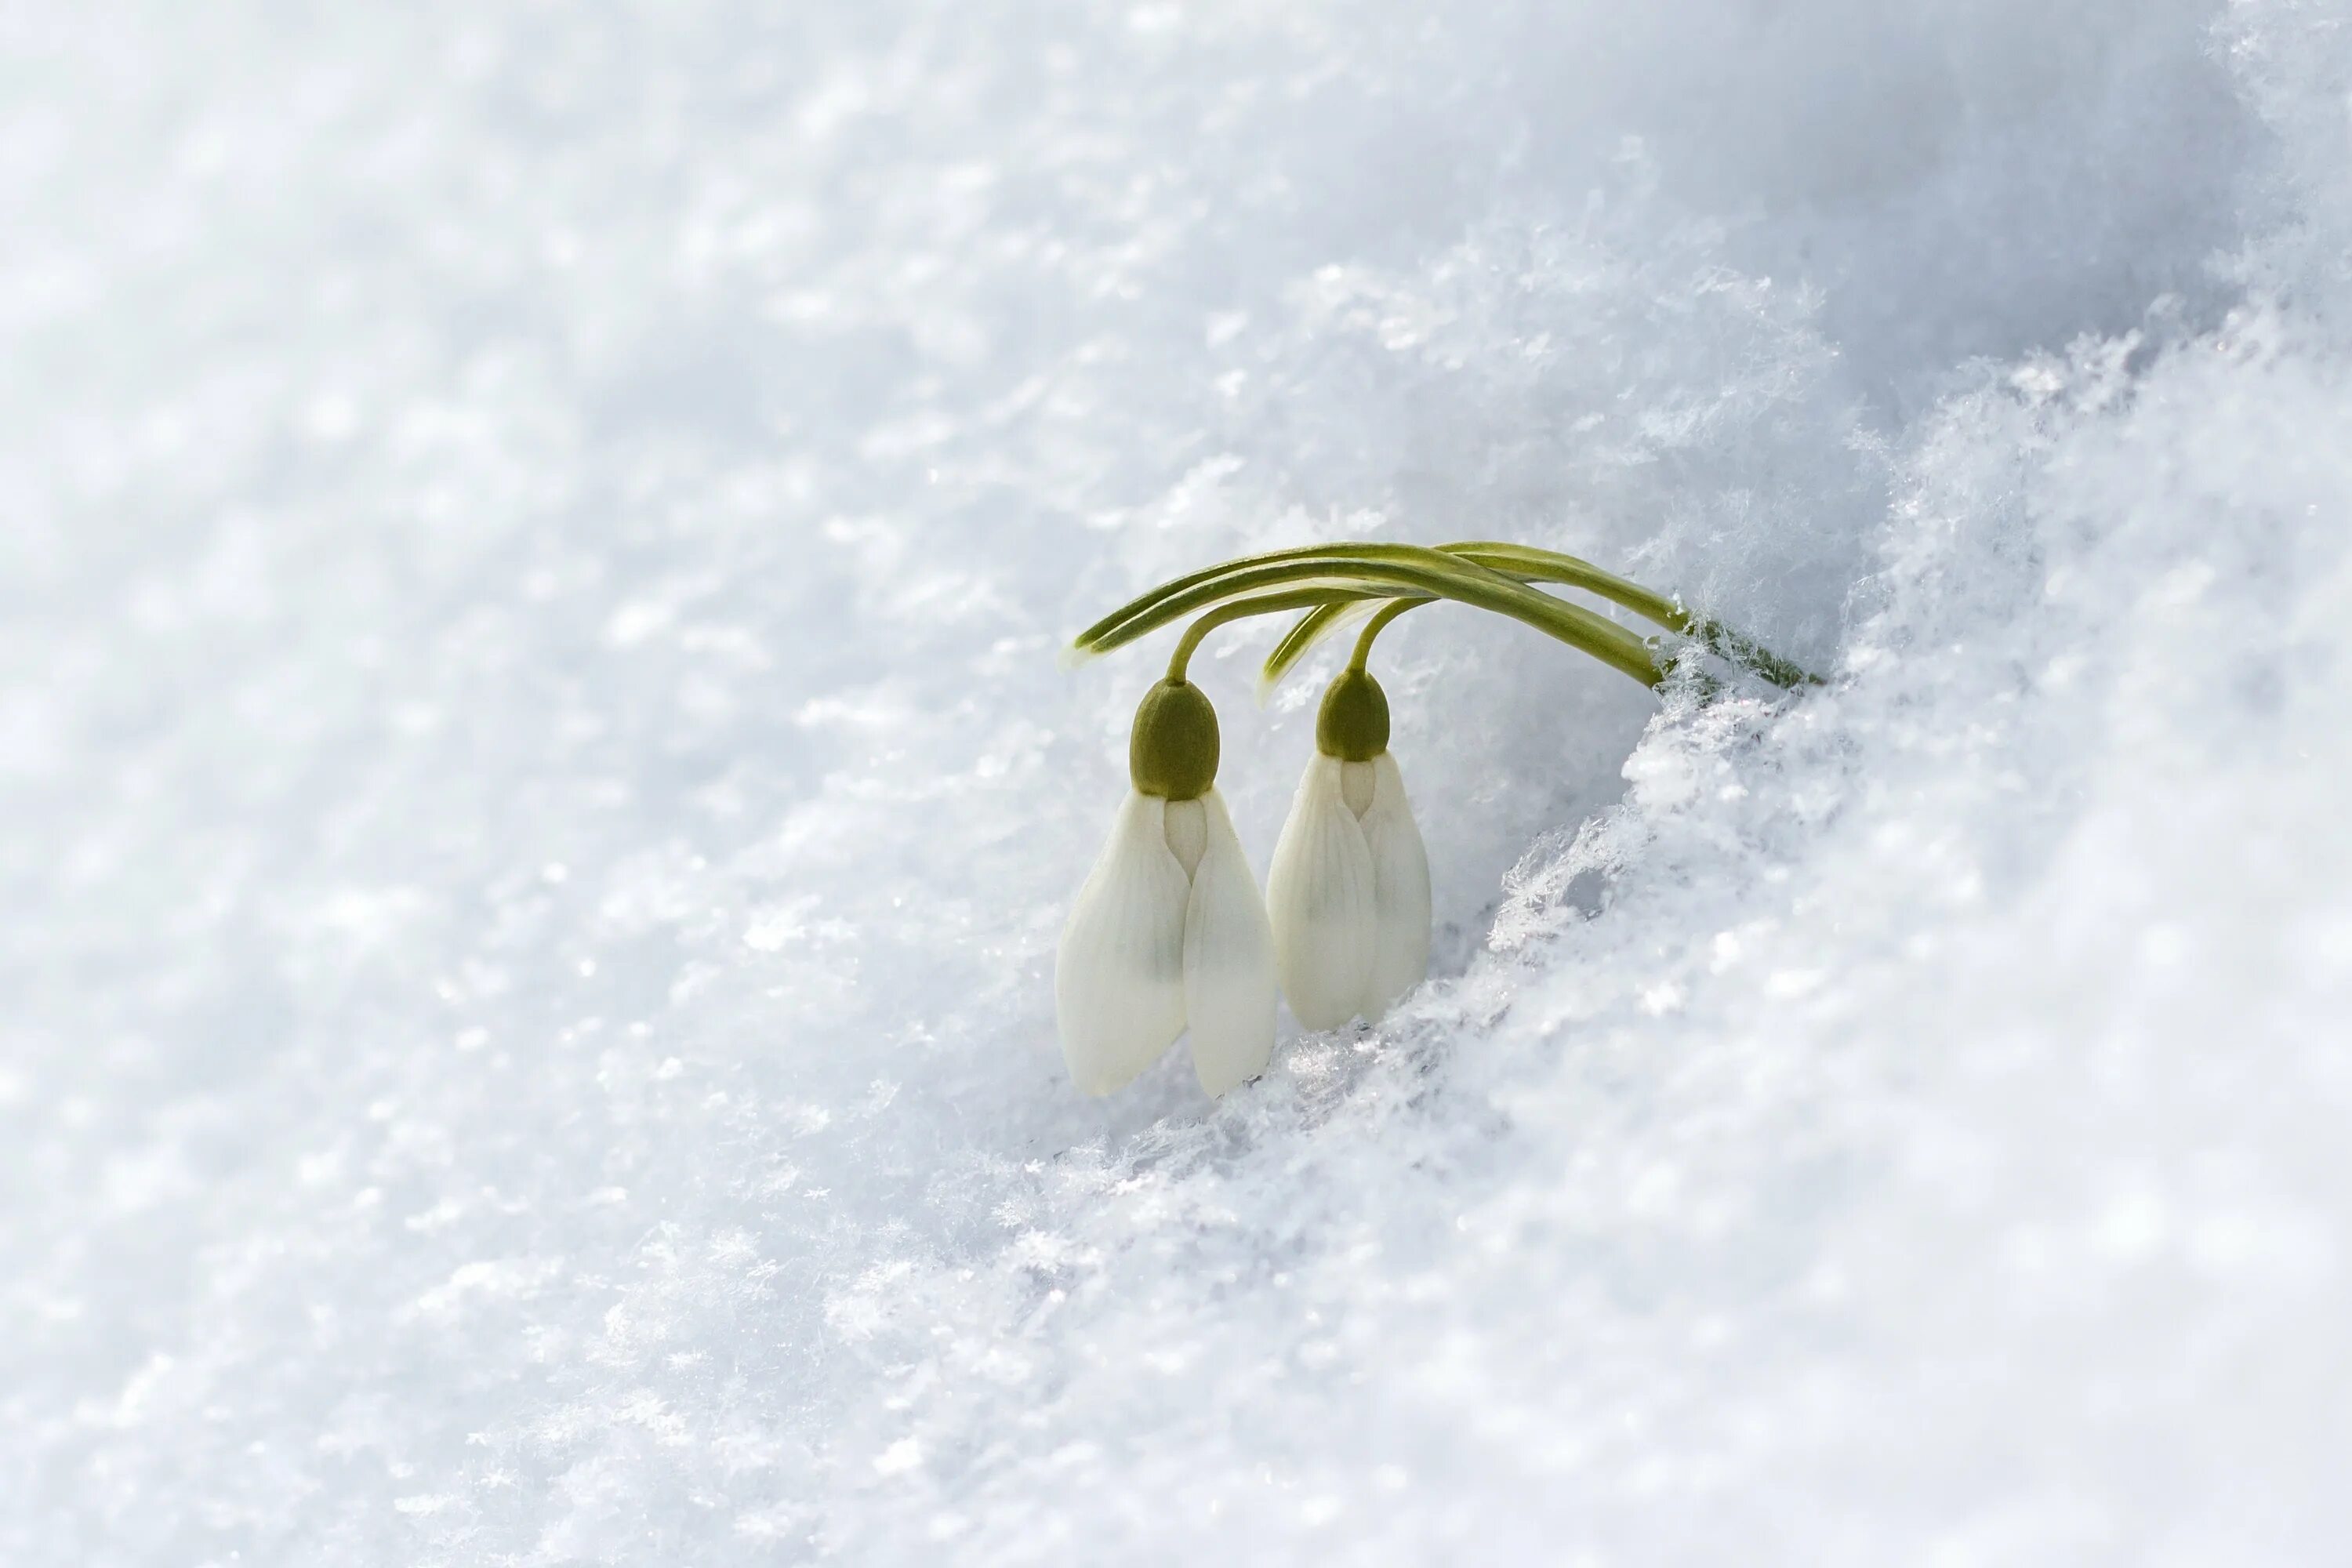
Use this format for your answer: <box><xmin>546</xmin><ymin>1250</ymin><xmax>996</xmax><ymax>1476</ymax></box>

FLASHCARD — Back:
<box><xmin>3</xmin><ymin>1</ymin><xmax>2348</xmax><ymax>1563</ymax></box>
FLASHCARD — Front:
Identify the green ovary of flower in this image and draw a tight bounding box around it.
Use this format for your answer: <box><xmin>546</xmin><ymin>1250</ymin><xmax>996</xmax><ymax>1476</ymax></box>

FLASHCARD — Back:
<box><xmin>1127</xmin><ymin>678</ymin><xmax>1220</xmax><ymax>800</ymax></box>
<box><xmin>1315</xmin><ymin>669</ymin><xmax>1391</xmax><ymax>762</ymax></box>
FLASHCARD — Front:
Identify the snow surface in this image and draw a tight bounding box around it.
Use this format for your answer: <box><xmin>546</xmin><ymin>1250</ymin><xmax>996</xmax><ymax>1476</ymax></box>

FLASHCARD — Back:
<box><xmin>4</xmin><ymin>1</ymin><xmax>2350</xmax><ymax>1562</ymax></box>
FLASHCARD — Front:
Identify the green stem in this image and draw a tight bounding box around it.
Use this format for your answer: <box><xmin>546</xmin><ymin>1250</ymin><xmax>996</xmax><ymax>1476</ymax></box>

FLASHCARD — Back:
<box><xmin>1347</xmin><ymin>598</ymin><xmax>1422</xmax><ymax>673</ymax></box>
<box><xmin>1075</xmin><ymin>544</ymin><xmax>1392</xmax><ymax>649</ymax></box>
<box><xmin>1086</xmin><ymin>548</ymin><xmax>1668</xmax><ymax>688</ymax></box>
<box><xmin>1445</xmin><ymin>542</ymin><xmax>1821</xmax><ymax>687</ymax></box>
<box><xmin>1163</xmin><ymin>587</ymin><xmax>1386</xmax><ymax>683</ymax></box>
<box><xmin>1252</xmin><ymin>542</ymin><xmax>1822</xmax><ymax>691</ymax></box>
<box><xmin>1441</xmin><ymin>542</ymin><xmax>1681</xmax><ymax>632</ymax></box>
<box><xmin>1079</xmin><ymin>543</ymin><xmax>1530</xmax><ymax>653</ymax></box>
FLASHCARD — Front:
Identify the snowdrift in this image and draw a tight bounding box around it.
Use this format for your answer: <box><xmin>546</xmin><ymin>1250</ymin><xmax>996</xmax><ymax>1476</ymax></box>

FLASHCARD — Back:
<box><xmin>2</xmin><ymin>2</ymin><xmax>2347</xmax><ymax>1562</ymax></box>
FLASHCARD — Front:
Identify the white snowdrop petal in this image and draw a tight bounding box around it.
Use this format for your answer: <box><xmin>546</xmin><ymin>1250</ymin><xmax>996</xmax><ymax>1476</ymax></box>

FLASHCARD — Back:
<box><xmin>1359</xmin><ymin>750</ymin><xmax>1433</xmax><ymax>1018</ymax></box>
<box><xmin>1054</xmin><ymin>791</ymin><xmax>1189</xmax><ymax>1094</ymax></box>
<box><xmin>1266</xmin><ymin>753</ymin><xmax>1377</xmax><ymax>1031</ymax></box>
<box><xmin>1162</xmin><ymin>796</ymin><xmax>1207</xmax><ymax>877</ymax></box>
<box><xmin>1181</xmin><ymin>791</ymin><xmax>1279</xmax><ymax>1096</ymax></box>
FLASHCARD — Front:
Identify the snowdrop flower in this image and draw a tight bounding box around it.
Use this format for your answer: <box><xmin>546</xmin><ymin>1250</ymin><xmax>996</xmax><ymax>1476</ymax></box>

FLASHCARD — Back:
<box><xmin>1061</xmin><ymin>539</ymin><xmax>1813</xmax><ymax>1080</ymax></box>
<box><xmin>1266</xmin><ymin>669</ymin><xmax>1432</xmax><ymax>1029</ymax></box>
<box><xmin>1056</xmin><ymin>679</ymin><xmax>1279</xmax><ymax>1097</ymax></box>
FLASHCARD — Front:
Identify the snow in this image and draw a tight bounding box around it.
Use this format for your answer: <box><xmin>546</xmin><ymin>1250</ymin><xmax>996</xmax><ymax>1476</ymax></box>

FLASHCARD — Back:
<box><xmin>3</xmin><ymin>1</ymin><xmax>2349</xmax><ymax>1562</ymax></box>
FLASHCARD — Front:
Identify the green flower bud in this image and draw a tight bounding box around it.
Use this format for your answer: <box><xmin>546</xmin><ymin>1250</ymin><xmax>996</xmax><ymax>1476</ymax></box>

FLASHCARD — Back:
<box><xmin>1315</xmin><ymin>668</ymin><xmax>1390</xmax><ymax>761</ymax></box>
<box><xmin>1128</xmin><ymin>678</ymin><xmax>1220</xmax><ymax>800</ymax></box>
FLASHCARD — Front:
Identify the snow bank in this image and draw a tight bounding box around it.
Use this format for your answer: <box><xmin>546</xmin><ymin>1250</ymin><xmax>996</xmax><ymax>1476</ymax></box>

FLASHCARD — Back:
<box><xmin>2</xmin><ymin>1</ymin><xmax>2347</xmax><ymax>1562</ymax></box>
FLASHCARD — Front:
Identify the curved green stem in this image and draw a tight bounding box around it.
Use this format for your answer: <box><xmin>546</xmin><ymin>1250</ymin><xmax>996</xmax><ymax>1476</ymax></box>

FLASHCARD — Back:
<box><xmin>1448</xmin><ymin>542</ymin><xmax>1821</xmax><ymax>688</ymax></box>
<box><xmin>1085</xmin><ymin>548</ymin><xmax>1667</xmax><ymax>688</ymax></box>
<box><xmin>1163</xmin><ymin>587</ymin><xmax>1385</xmax><ymax>683</ymax></box>
<box><xmin>1347</xmin><ymin>598</ymin><xmax>1422</xmax><ymax>673</ymax></box>
<box><xmin>1076</xmin><ymin>539</ymin><xmax>1817</xmax><ymax>695</ymax></box>
<box><xmin>1443</xmin><ymin>542</ymin><xmax>1686</xmax><ymax>631</ymax></box>
<box><xmin>1075</xmin><ymin>544</ymin><xmax>1393</xmax><ymax>650</ymax></box>
<box><xmin>1079</xmin><ymin>543</ymin><xmax>1519</xmax><ymax>654</ymax></box>
<box><xmin>1252</xmin><ymin>542</ymin><xmax>1822</xmax><ymax>691</ymax></box>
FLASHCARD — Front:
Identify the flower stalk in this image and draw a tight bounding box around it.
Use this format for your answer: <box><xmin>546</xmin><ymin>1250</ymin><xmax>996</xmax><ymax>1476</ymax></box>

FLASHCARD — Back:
<box><xmin>1073</xmin><ymin>539</ymin><xmax>1820</xmax><ymax>694</ymax></box>
<box><xmin>1076</xmin><ymin>544</ymin><xmax>1670</xmax><ymax>688</ymax></box>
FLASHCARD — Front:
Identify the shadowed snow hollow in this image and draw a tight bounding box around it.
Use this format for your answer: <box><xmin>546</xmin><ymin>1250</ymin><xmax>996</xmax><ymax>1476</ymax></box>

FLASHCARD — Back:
<box><xmin>1</xmin><ymin>2</ymin><xmax>2346</xmax><ymax>1564</ymax></box>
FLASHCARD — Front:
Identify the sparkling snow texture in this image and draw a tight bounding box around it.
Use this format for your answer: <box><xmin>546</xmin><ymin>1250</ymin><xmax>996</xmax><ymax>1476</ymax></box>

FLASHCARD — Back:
<box><xmin>4</xmin><ymin>2</ymin><xmax>2349</xmax><ymax>1563</ymax></box>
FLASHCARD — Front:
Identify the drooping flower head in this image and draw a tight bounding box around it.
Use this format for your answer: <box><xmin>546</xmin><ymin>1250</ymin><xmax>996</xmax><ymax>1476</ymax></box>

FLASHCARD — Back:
<box><xmin>1055</xmin><ymin>680</ymin><xmax>1279</xmax><ymax>1097</ymax></box>
<box><xmin>1266</xmin><ymin>668</ymin><xmax>1432</xmax><ymax>1030</ymax></box>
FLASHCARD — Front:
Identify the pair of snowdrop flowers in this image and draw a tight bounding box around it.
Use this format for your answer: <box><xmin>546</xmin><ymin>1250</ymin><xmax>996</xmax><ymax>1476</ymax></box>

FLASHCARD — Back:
<box><xmin>1053</xmin><ymin>539</ymin><xmax>1818</xmax><ymax>1098</ymax></box>
<box><xmin>1056</xmin><ymin>666</ymin><xmax>1430</xmax><ymax>1097</ymax></box>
